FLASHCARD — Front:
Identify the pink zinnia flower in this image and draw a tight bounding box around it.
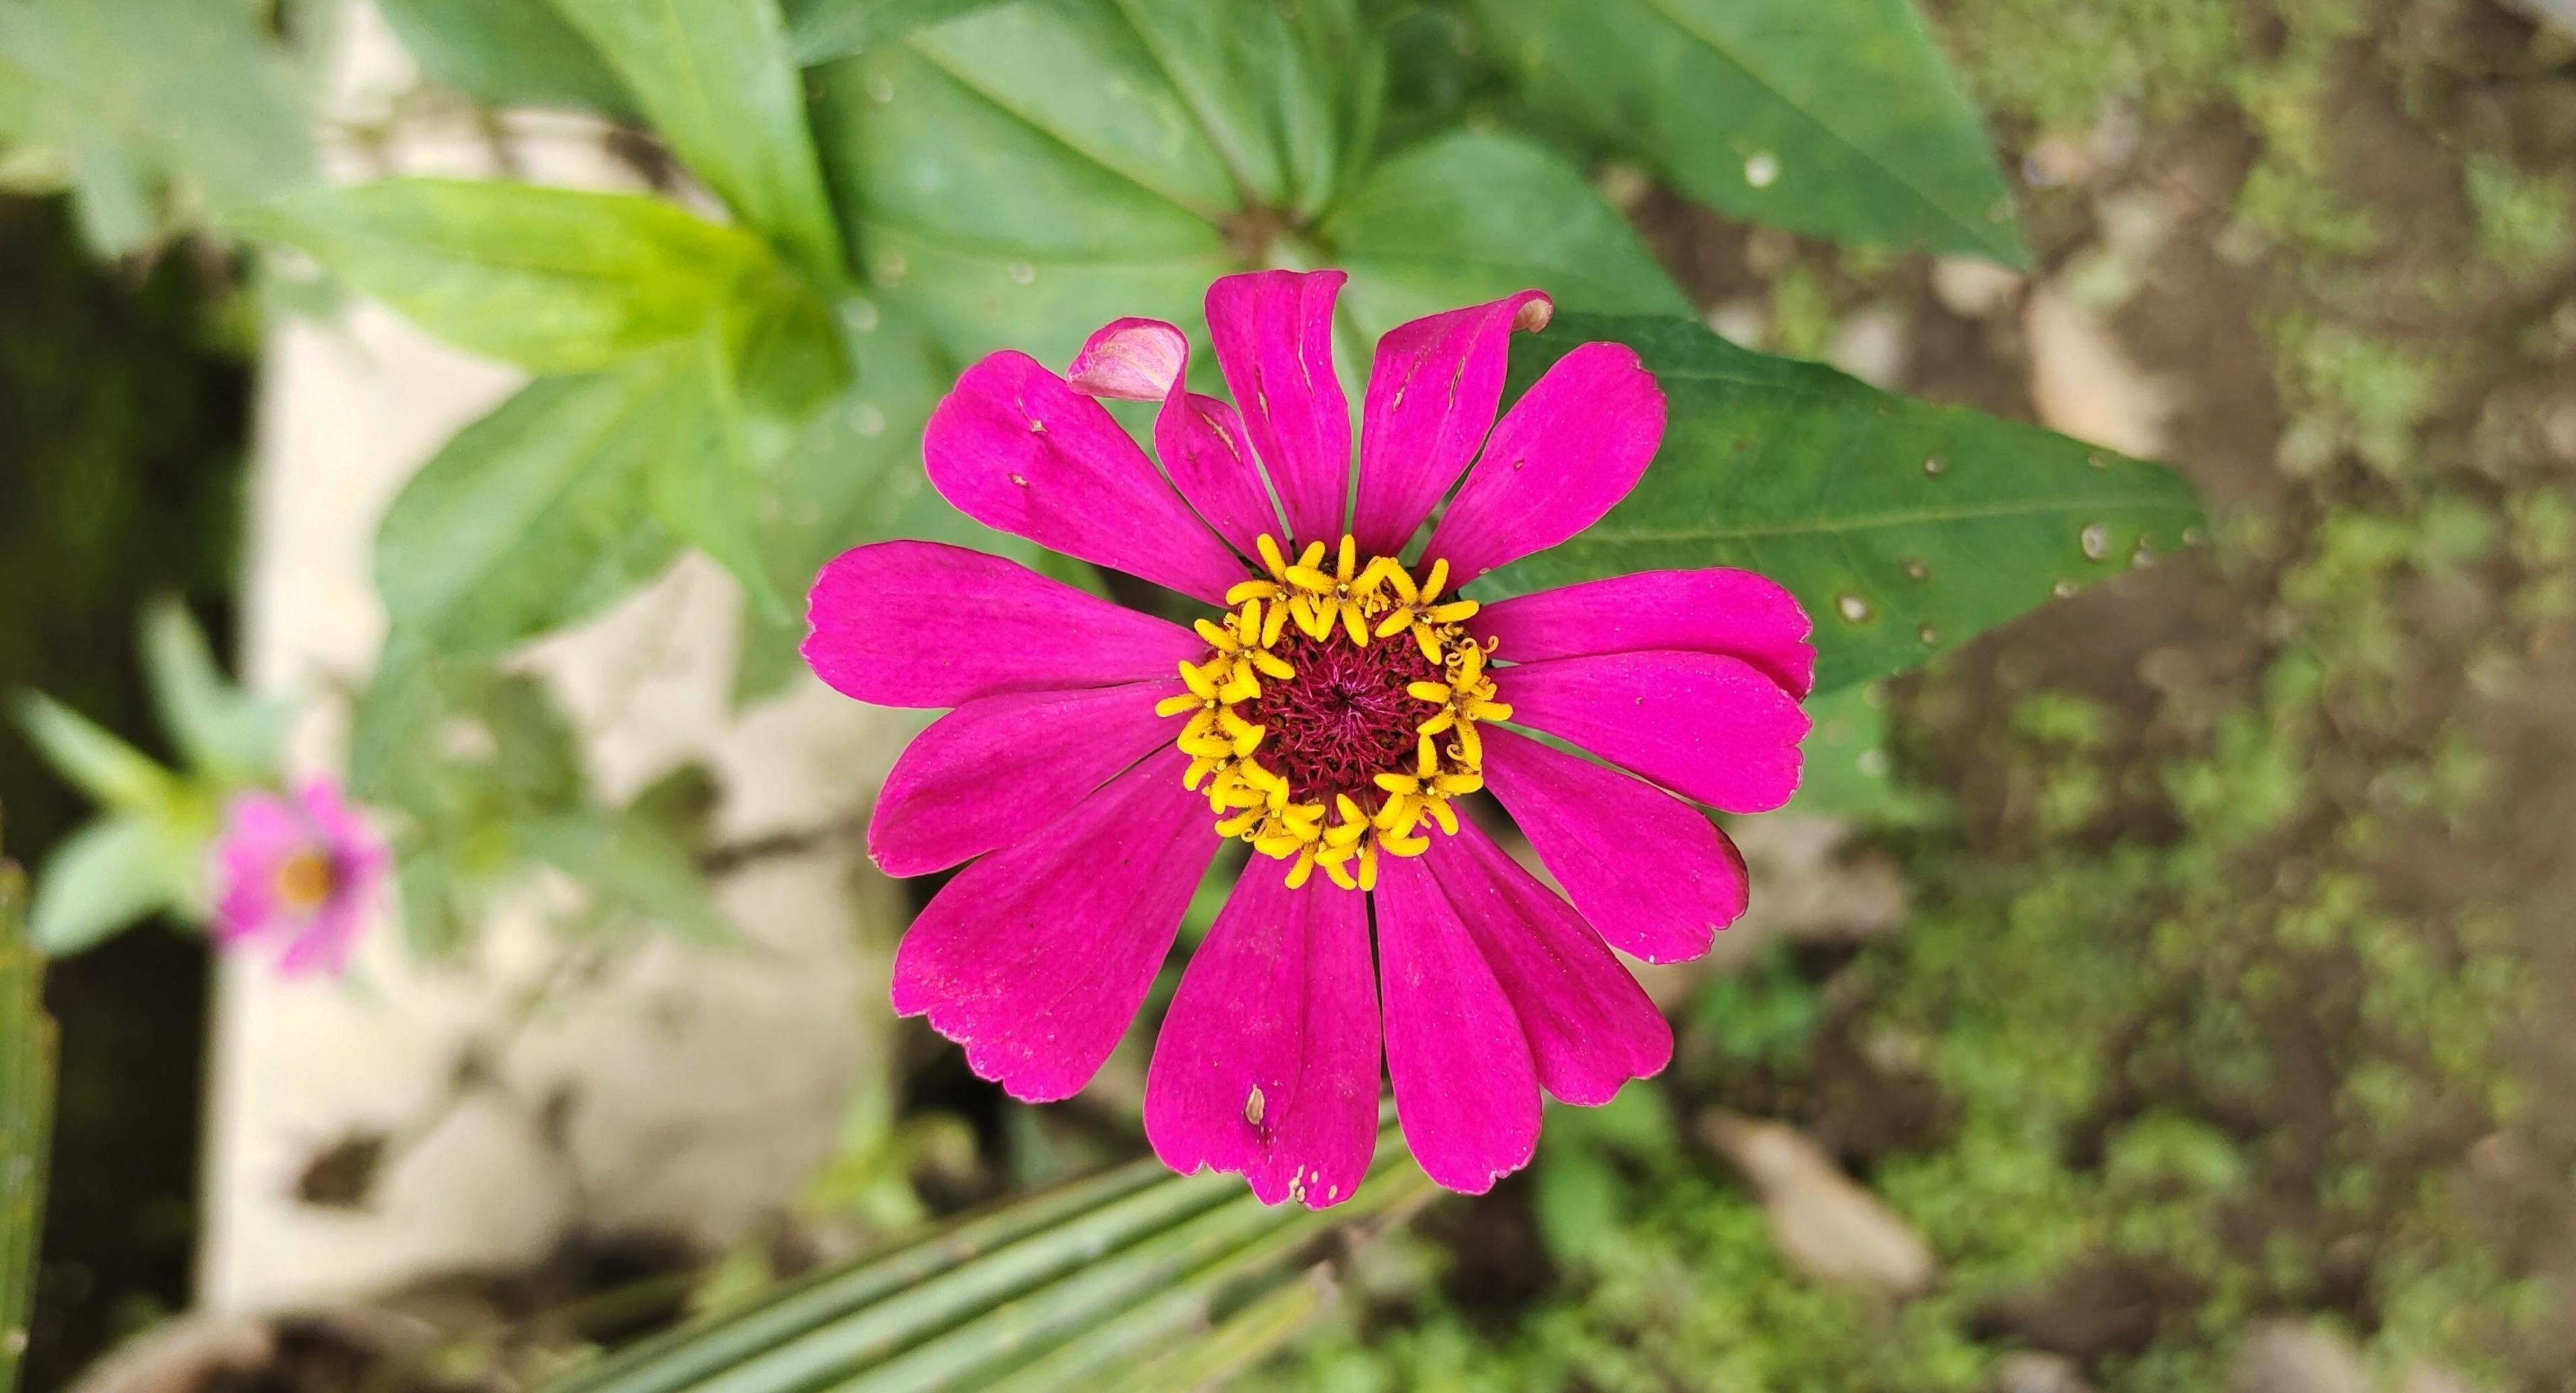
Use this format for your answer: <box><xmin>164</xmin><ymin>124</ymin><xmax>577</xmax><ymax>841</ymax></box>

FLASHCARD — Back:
<box><xmin>212</xmin><ymin>777</ymin><xmax>387</xmax><ymax>977</ymax></box>
<box><xmin>805</xmin><ymin>271</ymin><xmax>1813</xmax><ymax>1203</ymax></box>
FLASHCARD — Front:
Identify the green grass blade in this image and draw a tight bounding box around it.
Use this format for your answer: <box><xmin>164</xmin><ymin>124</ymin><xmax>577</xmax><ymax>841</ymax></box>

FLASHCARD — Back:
<box><xmin>1</xmin><ymin>858</ymin><xmax>60</xmax><ymax>1393</ymax></box>
<box><xmin>551</xmin><ymin>1150</ymin><xmax>1198</xmax><ymax>1393</ymax></box>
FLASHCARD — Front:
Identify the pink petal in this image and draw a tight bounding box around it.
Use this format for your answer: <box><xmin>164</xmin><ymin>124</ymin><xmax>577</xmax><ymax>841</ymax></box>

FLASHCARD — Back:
<box><xmin>1070</xmin><ymin>318</ymin><xmax>1280</xmax><ymax>559</ymax></box>
<box><xmin>891</xmin><ymin>748</ymin><xmax>1218</xmax><ymax>1102</ymax></box>
<box><xmin>804</xmin><ymin>541</ymin><xmax>1206</xmax><ymax>709</ymax></box>
<box><xmin>1206</xmin><ymin>271</ymin><xmax>1351</xmax><ymax>547</ymax></box>
<box><xmin>924</xmin><ymin>350</ymin><xmax>1246</xmax><ymax>603</ymax></box>
<box><xmin>1501</xmin><ymin>650</ymin><xmax>1808</xmax><ymax>814</ymax></box>
<box><xmin>1475</xmin><ymin>569</ymin><xmax>1816</xmax><ymax>699</ymax></box>
<box><xmin>213</xmin><ymin>876</ymin><xmax>280</xmax><ymax>946</ymax></box>
<box><xmin>1372</xmin><ymin>853</ymin><xmax>1540</xmax><ymax>1195</ymax></box>
<box><xmin>213</xmin><ymin>792</ymin><xmax>301</xmax><ymax>943</ymax></box>
<box><xmin>1424</xmin><ymin>341</ymin><xmax>1665</xmax><ymax>585</ymax></box>
<box><xmin>277</xmin><ymin>898</ymin><xmax>366</xmax><ymax>978</ymax></box>
<box><xmin>1425</xmin><ymin>821</ymin><xmax>1670</xmax><ymax>1105</ymax></box>
<box><xmin>871</xmin><ymin>682</ymin><xmax>1179</xmax><ymax>878</ymax></box>
<box><xmin>1479</xmin><ymin>725</ymin><xmax>1749</xmax><ymax>963</ymax></box>
<box><xmin>1144</xmin><ymin>856</ymin><xmax>1380</xmax><ymax>1208</ymax></box>
<box><xmin>1351</xmin><ymin>291</ymin><xmax>1552</xmax><ymax>556</ymax></box>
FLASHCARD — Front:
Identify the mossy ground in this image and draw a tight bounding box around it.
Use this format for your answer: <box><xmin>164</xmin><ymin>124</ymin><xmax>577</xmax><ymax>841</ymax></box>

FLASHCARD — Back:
<box><xmin>1255</xmin><ymin>0</ymin><xmax>2576</xmax><ymax>1387</ymax></box>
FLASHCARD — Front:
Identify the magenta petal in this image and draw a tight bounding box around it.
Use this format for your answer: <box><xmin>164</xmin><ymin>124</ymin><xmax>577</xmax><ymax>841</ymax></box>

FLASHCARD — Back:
<box><xmin>1070</xmin><ymin>317</ymin><xmax>1281</xmax><ymax>558</ymax></box>
<box><xmin>1425</xmin><ymin>821</ymin><xmax>1671</xmax><ymax>1105</ymax></box>
<box><xmin>891</xmin><ymin>748</ymin><xmax>1218</xmax><ymax>1102</ymax></box>
<box><xmin>1424</xmin><ymin>342</ymin><xmax>1665</xmax><ymax>585</ymax></box>
<box><xmin>924</xmin><ymin>350</ymin><xmax>1245</xmax><ymax>603</ymax></box>
<box><xmin>1351</xmin><ymin>291</ymin><xmax>1552</xmax><ymax>556</ymax></box>
<box><xmin>1373</xmin><ymin>853</ymin><xmax>1540</xmax><ymax>1195</ymax></box>
<box><xmin>871</xmin><ymin>682</ymin><xmax>1179</xmax><ymax>878</ymax></box>
<box><xmin>277</xmin><ymin>899</ymin><xmax>365</xmax><ymax>978</ymax></box>
<box><xmin>1206</xmin><ymin>271</ymin><xmax>1351</xmax><ymax>547</ymax></box>
<box><xmin>1479</xmin><ymin>725</ymin><xmax>1748</xmax><ymax>962</ymax></box>
<box><xmin>1476</xmin><ymin>569</ymin><xmax>1816</xmax><ymax>699</ymax></box>
<box><xmin>1144</xmin><ymin>856</ymin><xmax>1380</xmax><ymax>1208</ymax></box>
<box><xmin>804</xmin><ymin>541</ymin><xmax>1205</xmax><ymax>709</ymax></box>
<box><xmin>1503</xmin><ymin>650</ymin><xmax>1808</xmax><ymax>814</ymax></box>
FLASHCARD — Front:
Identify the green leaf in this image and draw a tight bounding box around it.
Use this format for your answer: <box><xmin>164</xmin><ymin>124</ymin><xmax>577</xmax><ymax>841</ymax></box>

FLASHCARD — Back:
<box><xmin>545</xmin><ymin>0</ymin><xmax>847</xmax><ymax>282</ymax></box>
<box><xmin>375</xmin><ymin>0</ymin><xmax>635</xmax><ymax>116</ymax></box>
<box><xmin>13</xmin><ymin>692</ymin><xmax>179</xmax><ymax>812</ymax></box>
<box><xmin>782</xmin><ymin>0</ymin><xmax>1013</xmax><ymax>65</ymax></box>
<box><xmin>372</xmin><ymin>356</ymin><xmax>700</xmax><ymax>659</ymax></box>
<box><xmin>1482</xmin><ymin>315</ymin><xmax>2204</xmax><ymax>694</ymax></box>
<box><xmin>810</xmin><ymin>0</ymin><xmax>1380</xmax><ymax>360</ymax></box>
<box><xmin>1</xmin><ymin>858</ymin><xmax>57</xmax><ymax>1393</ymax></box>
<box><xmin>1471</xmin><ymin>0</ymin><xmax>2027</xmax><ymax>264</ymax></box>
<box><xmin>140</xmin><ymin>598</ymin><xmax>288</xmax><ymax>788</ymax></box>
<box><xmin>1785</xmin><ymin>684</ymin><xmax>1947</xmax><ymax>823</ymax></box>
<box><xmin>1322</xmin><ymin>129</ymin><xmax>1691</xmax><ymax>343</ymax></box>
<box><xmin>1083</xmin><ymin>0</ymin><xmax>1371</xmax><ymax>219</ymax></box>
<box><xmin>238</xmin><ymin>181</ymin><xmax>792</xmax><ymax>375</ymax></box>
<box><xmin>26</xmin><ymin>813</ymin><xmax>194</xmax><ymax>957</ymax></box>
<box><xmin>0</xmin><ymin>0</ymin><xmax>313</xmax><ymax>246</ymax></box>
<box><xmin>513</xmin><ymin>812</ymin><xmax>738</xmax><ymax>946</ymax></box>
<box><xmin>812</xmin><ymin>29</ymin><xmax>1231</xmax><ymax>362</ymax></box>
<box><xmin>646</xmin><ymin>345</ymin><xmax>794</xmax><ymax>623</ymax></box>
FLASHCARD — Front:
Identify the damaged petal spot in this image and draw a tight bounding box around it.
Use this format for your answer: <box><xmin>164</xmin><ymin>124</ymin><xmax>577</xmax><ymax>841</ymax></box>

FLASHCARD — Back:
<box><xmin>1245</xmin><ymin>1084</ymin><xmax>1266</xmax><ymax>1126</ymax></box>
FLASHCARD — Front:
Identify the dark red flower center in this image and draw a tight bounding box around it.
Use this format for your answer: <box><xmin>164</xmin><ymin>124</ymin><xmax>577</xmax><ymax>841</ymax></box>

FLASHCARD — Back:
<box><xmin>1243</xmin><ymin>629</ymin><xmax>1439</xmax><ymax>807</ymax></box>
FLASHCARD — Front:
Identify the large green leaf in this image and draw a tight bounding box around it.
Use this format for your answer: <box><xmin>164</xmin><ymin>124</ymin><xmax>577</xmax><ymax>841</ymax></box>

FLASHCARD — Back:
<box><xmin>545</xmin><ymin>0</ymin><xmax>847</xmax><ymax>281</ymax></box>
<box><xmin>812</xmin><ymin>24</ymin><xmax>1231</xmax><ymax>362</ymax></box>
<box><xmin>375</xmin><ymin>0</ymin><xmax>635</xmax><ymax>116</ymax></box>
<box><xmin>373</xmin><ymin>360</ymin><xmax>689</xmax><ymax>660</ymax></box>
<box><xmin>544</xmin><ymin>1120</ymin><xmax>1427</xmax><ymax>1393</ymax></box>
<box><xmin>237</xmin><ymin>181</ymin><xmax>790</xmax><ymax>375</ymax></box>
<box><xmin>1</xmin><ymin>859</ymin><xmax>55</xmax><ymax>1393</ymax></box>
<box><xmin>782</xmin><ymin>0</ymin><xmax>1014</xmax><ymax>65</ymax></box>
<box><xmin>0</xmin><ymin>0</ymin><xmax>312</xmax><ymax>252</ymax></box>
<box><xmin>1472</xmin><ymin>0</ymin><xmax>2027</xmax><ymax>264</ymax></box>
<box><xmin>1322</xmin><ymin>129</ymin><xmax>1690</xmax><ymax>343</ymax></box>
<box><xmin>812</xmin><ymin>0</ymin><xmax>1383</xmax><ymax>361</ymax></box>
<box><xmin>1483</xmin><ymin>314</ymin><xmax>2204</xmax><ymax>694</ymax></box>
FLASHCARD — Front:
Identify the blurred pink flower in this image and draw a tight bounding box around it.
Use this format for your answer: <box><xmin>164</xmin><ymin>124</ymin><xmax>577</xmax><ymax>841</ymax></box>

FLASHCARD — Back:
<box><xmin>213</xmin><ymin>777</ymin><xmax>387</xmax><ymax>978</ymax></box>
<box><xmin>805</xmin><ymin>271</ymin><xmax>1813</xmax><ymax>1204</ymax></box>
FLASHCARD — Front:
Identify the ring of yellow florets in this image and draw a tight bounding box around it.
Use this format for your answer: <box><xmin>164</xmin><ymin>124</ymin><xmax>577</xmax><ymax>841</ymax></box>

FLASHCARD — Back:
<box><xmin>1154</xmin><ymin>534</ymin><xmax>1508</xmax><ymax>892</ymax></box>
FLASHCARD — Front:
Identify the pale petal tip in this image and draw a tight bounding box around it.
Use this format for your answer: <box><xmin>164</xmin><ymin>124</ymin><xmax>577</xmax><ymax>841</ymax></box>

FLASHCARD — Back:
<box><xmin>1513</xmin><ymin>294</ymin><xmax>1554</xmax><ymax>333</ymax></box>
<box><xmin>1068</xmin><ymin>316</ymin><xmax>1188</xmax><ymax>401</ymax></box>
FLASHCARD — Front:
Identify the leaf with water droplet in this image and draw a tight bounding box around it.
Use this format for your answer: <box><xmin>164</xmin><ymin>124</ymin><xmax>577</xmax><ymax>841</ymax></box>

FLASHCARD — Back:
<box><xmin>1468</xmin><ymin>0</ymin><xmax>2029</xmax><ymax>263</ymax></box>
<box><xmin>1481</xmin><ymin>314</ymin><xmax>2204</xmax><ymax>694</ymax></box>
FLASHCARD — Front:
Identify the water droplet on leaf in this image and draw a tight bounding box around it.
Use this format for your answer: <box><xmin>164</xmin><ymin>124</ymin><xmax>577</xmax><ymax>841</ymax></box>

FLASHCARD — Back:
<box><xmin>1918</xmin><ymin>623</ymin><xmax>1939</xmax><ymax>645</ymax></box>
<box><xmin>2051</xmin><ymin>579</ymin><xmax>2078</xmax><ymax>598</ymax></box>
<box><xmin>2080</xmin><ymin>522</ymin><xmax>2111</xmax><ymax>561</ymax></box>
<box><xmin>1835</xmin><ymin>593</ymin><xmax>1872</xmax><ymax>623</ymax></box>
<box><xmin>1923</xmin><ymin>453</ymin><xmax>1947</xmax><ymax>477</ymax></box>
<box><xmin>1007</xmin><ymin>259</ymin><xmax>1036</xmax><ymax>285</ymax></box>
<box><xmin>1902</xmin><ymin>559</ymin><xmax>1930</xmax><ymax>581</ymax></box>
<box><xmin>1744</xmin><ymin>152</ymin><xmax>1781</xmax><ymax>188</ymax></box>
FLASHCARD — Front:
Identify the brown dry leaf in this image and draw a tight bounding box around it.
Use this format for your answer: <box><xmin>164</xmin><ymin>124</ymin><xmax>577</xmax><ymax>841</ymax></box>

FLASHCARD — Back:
<box><xmin>1698</xmin><ymin>1109</ymin><xmax>1935</xmax><ymax>1298</ymax></box>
